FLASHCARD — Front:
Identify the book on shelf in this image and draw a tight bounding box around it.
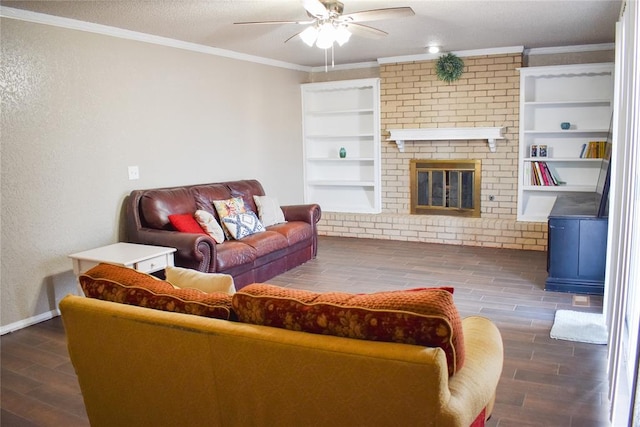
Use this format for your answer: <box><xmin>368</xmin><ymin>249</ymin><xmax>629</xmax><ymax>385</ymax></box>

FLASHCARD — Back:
<box><xmin>529</xmin><ymin>161</ymin><xmax>562</xmax><ymax>186</ymax></box>
<box><xmin>580</xmin><ymin>141</ymin><xmax>607</xmax><ymax>158</ymax></box>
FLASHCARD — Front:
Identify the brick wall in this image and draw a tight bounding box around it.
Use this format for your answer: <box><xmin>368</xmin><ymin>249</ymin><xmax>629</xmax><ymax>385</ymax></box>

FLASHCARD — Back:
<box><xmin>318</xmin><ymin>53</ymin><xmax>548</xmax><ymax>251</ymax></box>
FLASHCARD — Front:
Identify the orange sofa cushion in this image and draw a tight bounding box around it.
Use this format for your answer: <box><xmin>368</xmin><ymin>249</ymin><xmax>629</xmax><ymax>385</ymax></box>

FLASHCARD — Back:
<box><xmin>232</xmin><ymin>284</ymin><xmax>464</xmax><ymax>375</ymax></box>
<box><xmin>79</xmin><ymin>263</ymin><xmax>233</xmax><ymax>320</ymax></box>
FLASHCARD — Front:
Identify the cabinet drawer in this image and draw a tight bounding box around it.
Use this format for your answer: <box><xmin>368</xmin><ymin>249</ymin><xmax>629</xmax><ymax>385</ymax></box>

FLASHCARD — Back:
<box><xmin>135</xmin><ymin>255</ymin><xmax>170</xmax><ymax>273</ymax></box>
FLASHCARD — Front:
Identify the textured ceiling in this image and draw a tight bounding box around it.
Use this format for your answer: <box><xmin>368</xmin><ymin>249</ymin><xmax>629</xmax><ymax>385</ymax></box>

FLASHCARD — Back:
<box><xmin>0</xmin><ymin>1</ymin><xmax>622</xmax><ymax>68</ymax></box>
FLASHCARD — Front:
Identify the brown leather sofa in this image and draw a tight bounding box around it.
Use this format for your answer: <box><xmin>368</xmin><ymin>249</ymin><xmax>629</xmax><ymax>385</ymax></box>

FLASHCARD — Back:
<box><xmin>125</xmin><ymin>180</ymin><xmax>321</xmax><ymax>289</ymax></box>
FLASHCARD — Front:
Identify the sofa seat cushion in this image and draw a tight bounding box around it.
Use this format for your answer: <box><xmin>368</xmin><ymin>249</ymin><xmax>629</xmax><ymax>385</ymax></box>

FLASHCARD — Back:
<box><xmin>79</xmin><ymin>263</ymin><xmax>233</xmax><ymax>320</ymax></box>
<box><xmin>214</xmin><ymin>241</ymin><xmax>257</xmax><ymax>271</ymax></box>
<box><xmin>238</xmin><ymin>230</ymin><xmax>289</xmax><ymax>257</ymax></box>
<box><xmin>232</xmin><ymin>284</ymin><xmax>464</xmax><ymax>375</ymax></box>
<box><xmin>267</xmin><ymin>221</ymin><xmax>313</xmax><ymax>246</ymax></box>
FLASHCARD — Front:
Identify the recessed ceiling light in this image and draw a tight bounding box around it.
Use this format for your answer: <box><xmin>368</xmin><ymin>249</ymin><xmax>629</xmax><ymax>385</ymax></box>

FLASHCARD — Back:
<box><xmin>428</xmin><ymin>46</ymin><xmax>440</xmax><ymax>54</ymax></box>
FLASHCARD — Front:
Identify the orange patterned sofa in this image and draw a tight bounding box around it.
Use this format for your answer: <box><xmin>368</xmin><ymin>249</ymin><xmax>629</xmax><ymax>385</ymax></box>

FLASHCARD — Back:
<box><xmin>61</xmin><ymin>264</ymin><xmax>503</xmax><ymax>427</ymax></box>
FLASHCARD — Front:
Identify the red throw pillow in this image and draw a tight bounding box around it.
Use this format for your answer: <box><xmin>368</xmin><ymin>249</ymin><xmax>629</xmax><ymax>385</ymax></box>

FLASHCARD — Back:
<box><xmin>168</xmin><ymin>213</ymin><xmax>206</xmax><ymax>234</ymax></box>
<box><xmin>232</xmin><ymin>284</ymin><xmax>464</xmax><ymax>375</ymax></box>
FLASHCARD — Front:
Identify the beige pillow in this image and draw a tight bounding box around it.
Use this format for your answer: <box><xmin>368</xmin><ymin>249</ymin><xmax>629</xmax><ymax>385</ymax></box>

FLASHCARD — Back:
<box><xmin>253</xmin><ymin>195</ymin><xmax>286</xmax><ymax>227</ymax></box>
<box><xmin>194</xmin><ymin>210</ymin><xmax>225</xmax><ymax>244</ymax></box>
<box><xmin>165</xmin><ymin>266</ymin><xmax>235</xmax><ymax>294</ymax></box>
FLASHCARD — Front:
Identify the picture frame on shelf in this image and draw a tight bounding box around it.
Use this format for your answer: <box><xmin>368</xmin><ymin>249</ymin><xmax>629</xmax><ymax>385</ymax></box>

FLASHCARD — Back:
<box><xmin>539</xmin><ymin>145</ymin><xmax>548</xmax><ymax>158</ymax></box>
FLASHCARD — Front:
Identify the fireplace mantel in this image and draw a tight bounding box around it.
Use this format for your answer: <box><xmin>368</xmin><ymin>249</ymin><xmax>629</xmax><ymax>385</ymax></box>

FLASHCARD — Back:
<box><xmin>387</xmin><ymin>127</ymin><xmax>505</xmax><ymax>153</ymax></box>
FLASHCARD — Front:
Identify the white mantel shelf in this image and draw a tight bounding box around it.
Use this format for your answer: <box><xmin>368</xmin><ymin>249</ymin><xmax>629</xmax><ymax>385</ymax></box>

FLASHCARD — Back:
<box><xmin>387</xmin><ymin>127</ymin><xmax>505</xmax><ymax>153</ymax></box>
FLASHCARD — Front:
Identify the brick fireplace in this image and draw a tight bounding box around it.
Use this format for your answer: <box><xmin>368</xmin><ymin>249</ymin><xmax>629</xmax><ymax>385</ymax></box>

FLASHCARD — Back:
<box><xmin>317</xmin><ymin>51</ymin><xmax>549</xmax><ymax>251</ymax></box>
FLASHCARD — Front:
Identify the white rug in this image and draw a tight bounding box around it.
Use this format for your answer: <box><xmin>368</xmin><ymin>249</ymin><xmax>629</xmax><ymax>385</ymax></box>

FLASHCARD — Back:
<box><xmin>550</xmin><ymin>310</ymin><xmax>608</xmax><ymax>344</ymax></box>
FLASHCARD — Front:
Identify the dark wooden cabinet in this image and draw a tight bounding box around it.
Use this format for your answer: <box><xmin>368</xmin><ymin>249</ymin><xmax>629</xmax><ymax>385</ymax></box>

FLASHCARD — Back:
<box><xmin>545</xmin><ymin>195</ymin><xmax>608</xmax><ymax>295</ymax></box>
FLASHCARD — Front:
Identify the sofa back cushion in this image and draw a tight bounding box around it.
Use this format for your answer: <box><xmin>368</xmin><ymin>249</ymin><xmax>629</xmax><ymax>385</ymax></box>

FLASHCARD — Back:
<box><xmin>79</xmin><ymin>263</ymin><xmax>233</xmax><ymax>320</ymax></box>
<box><xmin>193</xmin><ymin>184</ymin><xmax>234</xmax><ymax>220</ymax></box>
<box><xmin>232</xmin><ymin>284</ymin><xmax>464</xmax><ymax>375</ymax></box>
<box><xmin>225</xmin><ymin>180</ymin><xmax>265</xmax><ymax>214</ymax></box>
<box><xmin>140</xmin><ymin>187</ymin><xmax>198</xmax><ymax>230</ymax></box>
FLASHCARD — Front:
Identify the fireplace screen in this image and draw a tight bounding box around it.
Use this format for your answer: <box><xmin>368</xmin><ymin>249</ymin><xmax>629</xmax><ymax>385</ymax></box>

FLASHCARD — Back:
<box><xmin>410</xmin><ymin>159</ymin><xmax>481</xmax><ymax>217</ymax></box>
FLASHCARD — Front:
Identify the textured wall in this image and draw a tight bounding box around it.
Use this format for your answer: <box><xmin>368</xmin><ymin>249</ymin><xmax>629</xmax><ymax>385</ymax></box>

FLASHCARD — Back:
<box><xmin>0</xmin><ymin>18</ymin><xmax>306</xmax><ymax>329</ymax></box>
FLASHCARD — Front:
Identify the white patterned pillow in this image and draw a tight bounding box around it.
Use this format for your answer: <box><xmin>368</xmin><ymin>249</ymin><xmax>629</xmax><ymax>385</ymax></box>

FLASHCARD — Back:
<box><xmin>193</xmin><ymin>210</ymin><xmax>225</xmax><ymax>244</ymax></box>
<box><xmin>253</xmin><ymin>195</ymin><xmax>286</xmax><ymax>227</ymax></box>
<box><xmin>222</xmin><ymin>212</ymin><xmax>266</xmax><ymax>240</ymax></box>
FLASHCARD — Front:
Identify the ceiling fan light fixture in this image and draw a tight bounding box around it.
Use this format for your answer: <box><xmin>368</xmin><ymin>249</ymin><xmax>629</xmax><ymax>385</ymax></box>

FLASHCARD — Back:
<box><xmin>300</xmin><ymin>26</ymin><xmax>319</xmax><ymax>46</ymax></box>
<box><xmin>315</xmin><ymin>23</ymin><xmax>336</xmax><ymax>49</ymax></box>
<box><xmin>334</xmin><ymin>25</ymin><xmax>352</xmax><ymax>46</ymax></box>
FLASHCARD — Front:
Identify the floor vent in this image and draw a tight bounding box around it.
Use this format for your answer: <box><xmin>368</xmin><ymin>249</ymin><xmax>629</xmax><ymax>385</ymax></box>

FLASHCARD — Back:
<box><xmin>572</xmin><ymin>295</ymin><xmax>591</xmax><ymax>307</ymax></box>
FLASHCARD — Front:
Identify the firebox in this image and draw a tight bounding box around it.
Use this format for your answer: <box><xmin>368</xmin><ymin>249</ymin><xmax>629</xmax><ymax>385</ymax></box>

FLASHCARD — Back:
<box><xmin>410</xmin><ymin>159</ymin><xmax>481</xmax><ymax>217</ymax></box>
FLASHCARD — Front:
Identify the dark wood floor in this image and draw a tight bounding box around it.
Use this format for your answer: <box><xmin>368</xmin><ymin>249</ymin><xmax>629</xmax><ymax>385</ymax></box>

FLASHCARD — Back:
<box><xmin>1</xmin><ymin>236</ymin><xmax>610</xmax><ymax>426</ymax></box>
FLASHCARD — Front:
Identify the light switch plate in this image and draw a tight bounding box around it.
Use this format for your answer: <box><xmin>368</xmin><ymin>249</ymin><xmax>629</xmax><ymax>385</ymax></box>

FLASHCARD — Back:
<box><xmin>128</xmin><ymin>166</ymin><xmax>140</xmax><ymax>180</ymax></box>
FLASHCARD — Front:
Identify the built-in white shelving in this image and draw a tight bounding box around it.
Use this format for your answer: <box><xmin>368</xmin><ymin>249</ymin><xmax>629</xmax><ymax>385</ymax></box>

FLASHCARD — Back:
<box><xmin>517</xmin><ymin>63</ymin><xmax>614</xmax><ymax>222</ymax></box>
<box><xmin>301</xmin><ymin>78</ymin><xmax>381</xmax><ymax>213</ymax></box>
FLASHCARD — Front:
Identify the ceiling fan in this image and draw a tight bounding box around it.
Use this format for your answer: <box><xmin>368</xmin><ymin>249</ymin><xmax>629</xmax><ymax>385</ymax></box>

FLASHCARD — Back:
<box><xmin>234</xmin><ymin>0</ymin><xmax>415</xmax><ymax>49</ymax></box>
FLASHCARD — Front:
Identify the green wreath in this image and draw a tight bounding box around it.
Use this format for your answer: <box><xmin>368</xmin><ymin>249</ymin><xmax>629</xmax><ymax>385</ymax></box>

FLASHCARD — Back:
<box><xmin>435</xmin><ymin>53</ymin><xmax>464</xmax><ymax>83</ymax></box>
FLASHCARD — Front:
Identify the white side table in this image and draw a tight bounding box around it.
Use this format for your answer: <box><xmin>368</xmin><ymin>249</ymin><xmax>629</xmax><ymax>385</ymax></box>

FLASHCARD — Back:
<box><xmin>69</xmin><ymin>242</ymin><xmax>176</xmax><ymax>277</ymax></box>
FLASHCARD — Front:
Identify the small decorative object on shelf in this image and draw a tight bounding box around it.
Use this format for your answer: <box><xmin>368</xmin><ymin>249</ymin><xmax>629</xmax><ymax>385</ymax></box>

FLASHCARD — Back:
<box><xmin>435</xmin><ymin>53</ymin><xmax>464</xmax><ymax>83</ymax></box>
<box><xmin>530</xmin><ymin>145</ymin><xmax>538</xmax><ymax>158</ymax></box>
<box><xmin>561</xmin><ymin>122</ymin><xmax>571</xmax><ymax>130</ymax></box>
<box><xmin>339</xmin><ymin>147</ymin><xmax>347</xmax><ymax>158</ymax></box>
<box><xmin>539</xmin><ymin>145</ymin><xmax>548</xmax><ymax>158</ymax></box>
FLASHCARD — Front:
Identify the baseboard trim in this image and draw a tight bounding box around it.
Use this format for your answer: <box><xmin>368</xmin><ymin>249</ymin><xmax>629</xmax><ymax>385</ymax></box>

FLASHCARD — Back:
<box><xmin>1</xmin><ymin>309</ymin><xmax>61</xmax><ymax>336</ymax></box>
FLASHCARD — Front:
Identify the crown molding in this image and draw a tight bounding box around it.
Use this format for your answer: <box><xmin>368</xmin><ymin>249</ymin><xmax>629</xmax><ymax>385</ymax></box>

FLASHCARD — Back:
<box><xmin>525</xmin><ymin>43</ymin><xmax>615</xmax><ymax>56</ymax></box>
<box><xmin>0</xmin><ymin>6</ymin><xmax>312</xmax><ymax>73</ymax></box>
<box><xmin>310</xmin><ymin>60</ymin><xmax>379</xmax><ymax>73</ymax></box>
<box><xmin>377</xmin><ymin>46</ymin><xmax>525</xmax><ymax>65</ymax></box>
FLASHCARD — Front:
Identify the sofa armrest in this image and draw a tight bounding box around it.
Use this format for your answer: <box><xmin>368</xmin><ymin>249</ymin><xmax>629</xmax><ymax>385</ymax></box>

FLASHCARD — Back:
<box><xmin>441</xmin><ymin>316</ymin><xmax>504</xmax><ymax>426</ymax></box>
<box><xmin>281</xmin><ymin>204</ymin><xmax>322</xmax><ymax>257</ymax></box>
<box><xmin>128</xmin><ymin>228</ymin><xmax>217</xmax><ymax>273</ymax></box>
<box><xmin>280</xmin><ymin>204</ymin><xmax>321</xmax><ymax>225</ymax></box>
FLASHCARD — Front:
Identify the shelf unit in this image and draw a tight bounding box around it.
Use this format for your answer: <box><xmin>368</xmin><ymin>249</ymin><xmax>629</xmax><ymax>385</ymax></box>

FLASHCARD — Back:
<box><xmin>301</xmin><ymin>78</ymin><xmax>381</xmax><ymax>213</ymax></box>
<box><xmin>517</xmin><ymin>63</ymin><xmax>614</xmax><ymax>222</ymax></box>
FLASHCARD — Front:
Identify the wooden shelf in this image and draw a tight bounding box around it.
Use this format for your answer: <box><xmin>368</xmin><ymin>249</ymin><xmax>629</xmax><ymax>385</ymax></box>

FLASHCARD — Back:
<box><xmin>387</xmin><ymin>126</ymin><xmax>505</xmax><ymax>153</ymax></box>
<box><xmin>524</xmin><ymin>99</ymin><xmax>611</xmax><ymax>107</ymax></box>
<box><xmin>308</xmin><ymin>180</ymin><xmax>376</xmax><ymax>187</ymax></box>
<box><xmin>522</xmin><ymin>185</ymin><xmax>596</xmax><ymax>192</ymax></box>
<box><xmin>517</xmin><ymin>63</ymin><xmax>614</xmax><ymax>222</ymax></box>
<box><xmin>302</xmin><ymin>78</ymin><xmax>381</xmax><ymax>214</ymax></box>
<box><xmin>524</xmin><ymin>158</ymin><xmax>603</xmax><ymax>162</ymax></box>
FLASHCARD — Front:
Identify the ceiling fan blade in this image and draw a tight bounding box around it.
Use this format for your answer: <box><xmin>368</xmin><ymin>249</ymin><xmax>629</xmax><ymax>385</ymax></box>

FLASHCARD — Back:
<box><xmin>301</xmin><ymin>0</ymin><xmax>329</xmax><ymax>18</ymax></box>
<box><xmin>234</xmin><ymin>19</ymin><xmax>314</xmax><ymax>25</ymax></box>
<box><xmin>342</xmin><ymin>7</ymin><xmax>415</xmax><ymax>23</ymax></box>
<box><xmin>284</xmin><ymin>31</ymin><xmax>304</xmax><ymax>43</ymax></box>
<box><xmin>347</xmin><ymin>22</ymin><xmax>388</xmax><ymax>39</ymax></box>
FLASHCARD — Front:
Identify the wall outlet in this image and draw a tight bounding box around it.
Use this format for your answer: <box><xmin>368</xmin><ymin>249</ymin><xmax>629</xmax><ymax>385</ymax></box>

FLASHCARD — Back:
<box><xmin>128</xmin><ymin>166</ymin><xmax>140</xmax><ymax>180</ymax></box>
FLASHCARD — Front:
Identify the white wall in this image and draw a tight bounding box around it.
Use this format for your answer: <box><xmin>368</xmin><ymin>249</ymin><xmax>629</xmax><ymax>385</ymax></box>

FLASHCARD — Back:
<box><xmin>0</xmin><ymin>17</ymin><xmax>307</xmax><ymax>330</ymax></box>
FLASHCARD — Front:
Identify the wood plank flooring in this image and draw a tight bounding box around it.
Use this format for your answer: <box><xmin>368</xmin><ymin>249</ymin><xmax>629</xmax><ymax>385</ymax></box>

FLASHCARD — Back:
<box><xmin>1</xmin><ymin>236</ymin><xmax>610</xmax><ymax>426</ymax></box>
